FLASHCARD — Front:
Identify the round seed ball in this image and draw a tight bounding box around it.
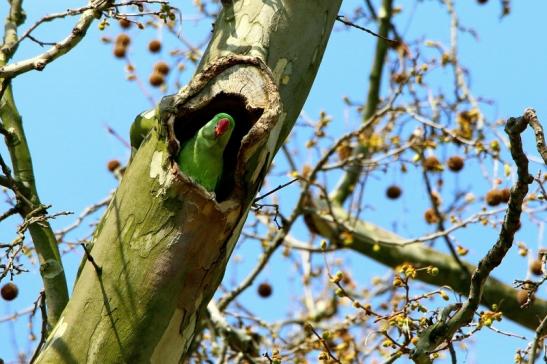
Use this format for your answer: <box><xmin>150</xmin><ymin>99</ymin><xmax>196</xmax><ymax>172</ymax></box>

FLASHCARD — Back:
<box><xmin>485</xmin><ymin>189</ymin><xmax>503</xmax><ymax>206</ymax></box>
<box><xmin>107</xmin><ymin>159</ymin><xmax>121</xmax><ymax>172</ymax></box>
<box><xmin>113</xmin><ymin>45</ymin><xmax>126</xmax><ymax>58</ymax></box>
<box><xmin>424</xmin><ymin>208</ymin><xmax>440</xmax><ymax>224</ymax></box>
<box><xmin>1</xmin><ymin>282</ymin><xmax>18</xmax><ymax>301</ymax></box>
<box><xmin>530</xmin><ymin>259</ymin><xmax>543</xmax><ymax>276</ymax></box>
<box><xmin>257</xmin><ymin>282</ymin><xmax>272</xmax><ymax>298</ymax></box>
<box><xmin>154</xmin><ymin>61</ymin><xmax>170</xmax><ymax>75</ymax></box>
<box><xmin>386</xmin><ymin>185</ymin><xmax>402</xmax><ymax>199</ymax></box>
<box><xmin>119</xmin><ymin>18</ymin><xmax>131</xmax><ymax>29</ymax></box>
<box><xmin>116</xmin><ymin>33</ymin><xmax>131</xmax><ymax>47</ymax></box>
<box><xmin>447</xmin><ymin>156</ymin><xmax>464</xmax><ymax>172</ymax></box>
<box><xmin>516</xmin><ymin>289</ymin><xmax>534</xmax><ymax>306</ymax></box>
<box><xmin>423</xmin><ymin>155</ymin><xmax>442</xmax><ymax>172</ymax></box>
<box><xmin>148</xmin><ymin>39</ymin><xmax>162</xmax><ymax>53</ymax></box>
<box><xmin>149</xmin><ymin>72</ymin><xmax>164</xmax><ymax>87</ymax></box>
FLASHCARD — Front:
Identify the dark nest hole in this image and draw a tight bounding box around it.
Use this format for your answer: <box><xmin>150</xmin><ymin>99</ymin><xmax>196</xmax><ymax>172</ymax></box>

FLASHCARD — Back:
<box><xmin>174</xmin><ymin>93</ymin><xmax>263</xmax><ymax>201</ymax></box>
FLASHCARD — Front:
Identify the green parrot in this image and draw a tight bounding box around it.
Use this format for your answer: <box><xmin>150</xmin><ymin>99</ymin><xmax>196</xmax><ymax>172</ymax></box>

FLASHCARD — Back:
<box><xmin>130</xmin><ymin>108</ymin><xmax>158</xmax><ymax>152</ymax></box>
<box><xmin>177</xmin><ymin>113</ymin><xmax>236</xmax><ymax>192</ymax></box>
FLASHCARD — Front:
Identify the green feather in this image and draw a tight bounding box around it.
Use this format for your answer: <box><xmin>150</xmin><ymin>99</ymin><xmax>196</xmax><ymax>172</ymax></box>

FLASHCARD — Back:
<box><xmin>130</xmin><ymin>108</ymin><xmax>157</xmax><ymax>150</ymax></box>
<box><xmin>177</xmin><ymin>113</ymin><xmax>235</xmax><ymax>192</ymax></box>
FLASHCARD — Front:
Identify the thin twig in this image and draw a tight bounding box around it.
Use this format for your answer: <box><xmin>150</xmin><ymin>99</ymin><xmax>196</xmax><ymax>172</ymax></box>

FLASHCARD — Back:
<box><xmin>306</xmin><ymin>322</ymin><xmax>341</xmax><ymax>363</ymax></box>
<box><xmin>80</xmin><ymin>243</ymin><xmax>102</xmax><ymax>275</ymax></box>
<box><xmin>336</xmin><ymin>15</ymin><xmax>397</xmax><ymax>45</ymax></box>
<box><xmin>55</xmin><ymin>194</ymin><xmax>111</xmax><ymax>241</ymax></box>
<box><xmin>0</xmin><ymin>206</ymin><xmax>18</xmax><ymax>222</ymax></box>
<box><xmin>30</xmin><ymin>290</ymin><xmax>47</xmax><ymax>363</ymax></box>
<box><xmin>528</xmin><ymin>314</ymin><xmax>547</xmax><ymax>364</ymax></box>
<box><xmin>448</xmin><ymin>342</ymin><xmax>457</xmax><ymax>364</ymax></box>
<box><xmin>10</xmin><ymin>0</ymin><xmax>171</xmax><ymax>52</ymax></box>
<box><xmin>253</xmin><ymin>178</ymin><xmax>298</xmax><ymax>203</ymax></box>
<box><xmin>330</xmin><ymin>0</ymin><xmax>395</xmax><ymax>205</ymax></box>
<box><xmin>0</xmin><ymin>0</ymin><xmax>114</xmax><ymax>77</ymax></box>
<box><xmin>526</xmin><ymin>110</ymin><xmax>547</xmax><ymax>164</ymax></box>
<box><xmin>0</xmin><ymin>152</ymin><xmax>33</xmax><ymax>207</ymax></box>
<box><xmin>104</xmin><ymin>124</ymin><xmax>131</xmax><ymax>149</ymax></box>
<box><xmin>421</xmin><ymin>166</ymin><xmax>470</xmax><ymax>279</ymax></box>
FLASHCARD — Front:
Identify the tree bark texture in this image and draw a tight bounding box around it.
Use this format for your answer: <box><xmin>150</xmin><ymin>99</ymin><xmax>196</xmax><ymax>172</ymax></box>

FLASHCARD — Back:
<box><xmin>35</xmin><ymin>1</ymin><xmax>342</xmax><ymax>363</ymax></box>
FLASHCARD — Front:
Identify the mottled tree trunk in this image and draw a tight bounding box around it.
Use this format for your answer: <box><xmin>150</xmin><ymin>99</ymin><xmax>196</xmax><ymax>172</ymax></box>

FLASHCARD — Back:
<box><xmin>35</xmin><ymin>1</ymin><xmax>342</xmax><ymax>363</ymax></box>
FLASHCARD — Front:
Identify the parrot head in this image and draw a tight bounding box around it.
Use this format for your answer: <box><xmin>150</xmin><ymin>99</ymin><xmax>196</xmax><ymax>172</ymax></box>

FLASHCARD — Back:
<box><xmin>196</xmin><ymin>113</ymin><xmax>236</xmax><ymax>152</ymax></box>
<box><xmin>205</xmin><ymin>113</ymin><xmax>235</xmax><ymax>145</ymax></box>
<box><xmin>214</xmin><ymin>117</ymin><xmax>232</xmax><ymax>138</ymax></box>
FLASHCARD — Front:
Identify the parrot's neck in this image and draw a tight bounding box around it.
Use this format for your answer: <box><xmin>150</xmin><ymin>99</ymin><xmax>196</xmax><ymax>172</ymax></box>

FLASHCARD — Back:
<box><xmin>198</xmin><ymin>126</ymin><xmax>230</xmax><ymax>150</ymax></box>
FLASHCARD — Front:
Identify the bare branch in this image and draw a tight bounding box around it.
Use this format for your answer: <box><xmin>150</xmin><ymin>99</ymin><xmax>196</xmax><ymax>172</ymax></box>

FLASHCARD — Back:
<box><xmin>330</xmin><ymin>0</ymin><xmax>395</xmax><ymax>205</ymax></box>
<box><xmin>0</xmin><ymin>151</ymin><xmax>34</xmax><ymax>207</ymax></box>
<box><xmin>0</xmin><ymin>305</ymin><xmax>33</xmax><ymax>323</ymax></box>
<box><xmin>0</xmin><ymin>0</ymin><xmax>113</xmax><ymax>78</ymax></box>
<box><xmin>335</xmin><ymin>15</ymin><xmax>398</xmax><ymax>45</ymax></box>
<box><xmin>30</xmin><ymin>290</ymin><xmax>47</xmax><ymax>364</ymax></box>
<box><xmin>55</xmin><ymin>193</ymin><xmax>111</xmax><ymax>241</ymax></box>
<box><xmin>0</xmin><ymin>206</ymin><xmax>19</xmax><ymax>222</ymax></box>
<box><xmin>1</xmin><ymin>0</ymin><xmax>24</xmax><ymax>63</ymax></box>
<box><xmin>0</xmin><ymin>174</ymin><xmax>11</xmax><ymax>188</ymax></box>
<box><xmin>80</xmin><ymin>242</ymin><xmax>102</xmax><ymax>276</ymax></box>
<box><xmin>207</xmin><ymin>301</ymin><xmax>260</xmax><ymax>357</ymax></box>
<box><xmin>217</xmin><ymin>224</ymin><xmax>290</xmax><ymax>311</ymax></box>
<box><xmin>408</xmin><ymin>111</ymin><xmax>475</xmax><ymax>146</ymax></box>
<box><xmin>527</xmin><ymin>109</ymin><xmax>547</xmax><ymax>164</ymax></box>
<box><xmin>0</xmin><ymin>84</ymin><xmax>70</xmax><ymax>326</ymax></box>
<box><xmin>529</xmin><ymin>314</ymin><xmax>547</xmax><ymax>364</ymax></box>
<box><xmin>411</xmin><ymin>108</ymin><xmax>537</xmax><ymax>362</ymax></box>
<box><xmin>305</xmin><ymin>322</ymin><xmax>341</xmax><ymax>363</ymax></box>
<box><xmin>421</xmin><ymin>163</ymin><xmax>470</xmax><ymax>278</ymax></box>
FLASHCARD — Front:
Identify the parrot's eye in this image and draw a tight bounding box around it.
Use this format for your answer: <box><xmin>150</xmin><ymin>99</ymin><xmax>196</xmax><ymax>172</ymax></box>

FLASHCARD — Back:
<box><xmin>215</xmin><ymin>118</ymin><xmax>230</xmax><ymax>136</ymax></box>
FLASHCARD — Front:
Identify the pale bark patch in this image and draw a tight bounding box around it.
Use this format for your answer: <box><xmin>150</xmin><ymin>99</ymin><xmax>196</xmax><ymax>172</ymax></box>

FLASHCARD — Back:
<box><xmin>151</xmin><ymin>308</ymin><xmax>196</xmax><ymax>364</ymax></box>
<box><xmin>149</xmin><ymin>151</ymin><xmax>166</xmax><ymax>183</ymax></box>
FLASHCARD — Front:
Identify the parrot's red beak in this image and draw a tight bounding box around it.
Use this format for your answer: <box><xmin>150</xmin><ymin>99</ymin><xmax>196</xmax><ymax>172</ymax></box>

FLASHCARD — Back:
<box><xmin>214</xmin><ymin>118</ymin><xmax>230</xmax><ymax>138</ymax></box>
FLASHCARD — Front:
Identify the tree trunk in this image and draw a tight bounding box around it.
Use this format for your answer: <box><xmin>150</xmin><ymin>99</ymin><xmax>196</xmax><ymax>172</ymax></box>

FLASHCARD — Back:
<box><xmin>35</xmin><ymin>1</ymin><xmax>342</xmax><ymax>362</ymax></box>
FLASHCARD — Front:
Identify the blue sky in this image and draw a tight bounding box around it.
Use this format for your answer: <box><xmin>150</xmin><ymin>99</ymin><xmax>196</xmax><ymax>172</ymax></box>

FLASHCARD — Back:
<box><xmin>1</xmin><ymin>0</ymin><xmax>546</xmax><ymax>363</ymax></box>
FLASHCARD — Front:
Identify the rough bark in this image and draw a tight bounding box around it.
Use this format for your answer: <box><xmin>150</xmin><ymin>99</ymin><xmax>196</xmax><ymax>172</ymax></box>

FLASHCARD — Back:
<box><xmin>35</xmin><ymin>1</ymin><xmax>342</xmax><ymax>363</ymax></box>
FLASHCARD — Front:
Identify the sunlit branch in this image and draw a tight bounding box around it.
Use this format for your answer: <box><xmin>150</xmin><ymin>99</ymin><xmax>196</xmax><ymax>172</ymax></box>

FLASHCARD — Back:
<box><xmin>411</xmin><ymin>108</ymin><xmax>537</xmax><ymax>362</ymax></box>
